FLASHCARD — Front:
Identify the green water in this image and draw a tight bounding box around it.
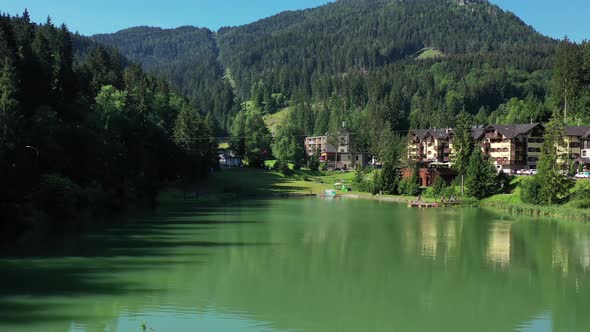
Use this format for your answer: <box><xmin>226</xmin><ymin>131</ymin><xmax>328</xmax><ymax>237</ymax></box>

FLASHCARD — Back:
<box><xmin>1</xmin><ymin>199</ymin><xmax>590</xmax><ymax>332</ymax></box>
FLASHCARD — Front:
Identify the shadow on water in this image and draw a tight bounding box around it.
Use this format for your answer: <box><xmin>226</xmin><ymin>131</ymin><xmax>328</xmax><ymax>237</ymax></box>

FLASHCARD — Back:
<box><xmin>0</xmin><ymin>200</ymin><xmax>276</xmax><ymax>326</ymax></box>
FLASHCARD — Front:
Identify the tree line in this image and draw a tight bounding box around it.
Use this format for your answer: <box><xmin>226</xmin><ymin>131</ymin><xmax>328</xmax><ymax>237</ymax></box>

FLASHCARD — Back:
<box><xmin>0</xmin><ymin>12</ymin><xmax>217</xmax><ymax>236</ymax></box>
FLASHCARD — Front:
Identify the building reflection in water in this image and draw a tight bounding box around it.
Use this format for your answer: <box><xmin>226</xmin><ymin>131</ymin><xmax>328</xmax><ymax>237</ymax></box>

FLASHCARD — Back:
<box><xmin>419</xmin><ymin>215</ymin><xmax>438</xmax><ymax>259</ymax></box>
<box><xmin>486</xmin><ymin>221</ymin><xmax>512</xmax><ymax>269</ymax></box>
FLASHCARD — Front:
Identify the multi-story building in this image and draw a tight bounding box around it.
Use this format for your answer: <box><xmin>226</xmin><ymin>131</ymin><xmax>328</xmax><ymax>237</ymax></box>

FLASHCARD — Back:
<box><xmin>304</xmin><ymin>133</ymin><xmax>366</xmax><ymax>170</ymax></box>
<box><xmin>563</xmin><ymin>126</ymin><xmax>590</xmax><ymax>160</ymax></box>
<box><xmin>408</xmin><ymin>123</ymin><xmax>590</xmax><ymax>175</ymax></box>
<box><xmin>480</xmin><ymin>123</ymin><xmax>542</xmax><ymax>172</ymax></box>
<box><xmin>408</xmin><ymin>129</ymin><xmax>452</xmax><ymax>163</ymax></box>
<box><xmin>408</xmin><ymin>129</ymin><xmax>429</xmax><ymax>162</ymax></box>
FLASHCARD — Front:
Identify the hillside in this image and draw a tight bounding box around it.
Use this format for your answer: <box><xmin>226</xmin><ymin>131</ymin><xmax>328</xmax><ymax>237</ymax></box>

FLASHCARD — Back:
<box><xmin>86</xmin><ymin>0</ymin><xmax>560</xmax><ymax>139</ymax></box>
<box><xmin>92</xmin><ymin>26</ymin><xmax>237</xmax><ymax>131</ymax></box>
<box><xmin>217</xmin><ymin>0</ymin><xmax>555</xmax><ymax>97</ymax></box>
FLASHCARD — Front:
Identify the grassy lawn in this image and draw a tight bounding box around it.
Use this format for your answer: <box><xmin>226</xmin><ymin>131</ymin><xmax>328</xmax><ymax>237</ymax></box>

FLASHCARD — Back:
<box><xmin>481</xmin><ymin>177</ymin><xmax>590</xmax><ymax>222</ymax></box>
<box><xmin>415</xmin><ymin>47</ymin><xmax>444</xmax><ymax>60</ymax></box>
<box><xmin>263</xmin><ymin>107</ymin><xmax>292</xmax><ymax>132</ymax></box>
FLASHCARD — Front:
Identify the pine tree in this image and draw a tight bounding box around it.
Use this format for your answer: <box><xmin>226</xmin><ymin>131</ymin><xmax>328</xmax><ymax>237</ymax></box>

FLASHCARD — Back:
<box><xmin>272</xmin><ymin>122</ymin><xmax>305</xmax><ymax>169</ymax></box>
<box><xmin>0</xmin><ymin>58</ymin><xmax>21</xmax><ymax>156</ymax></box>
<box><xmin>528</xmin><ymin>115</ymin><xmax>573</xmax><ymax>204</ymax></box>
<box><xmin>451</xmin><ymin>110</ymin><xmax>474</xmax><ymax>176</ymax></box>
<box><xmin>464</xmin><ymin>149</ymin><xmax>498</xmax><ymax>199</ymax></box>
<box><xmin>552</xmin><ymin>38</ymin><xmax>582</xmax><ymax>123</ymax></box>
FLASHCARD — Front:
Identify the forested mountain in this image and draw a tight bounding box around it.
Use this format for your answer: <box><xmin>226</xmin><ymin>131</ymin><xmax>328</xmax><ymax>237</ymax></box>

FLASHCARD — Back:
<box><xmin>87</xmin><ymin>0</ymin><xmax>560</xmax><ymax>142</ymax></box>
<box><xmin>92</xmin><ymin>26</ymin><xmax>237</xmax><ymax>131</ymax></box>
<box><xmin>217</xmin><ymin>0</ymin><xmax>555</xmax><ymax>98</ymax></box>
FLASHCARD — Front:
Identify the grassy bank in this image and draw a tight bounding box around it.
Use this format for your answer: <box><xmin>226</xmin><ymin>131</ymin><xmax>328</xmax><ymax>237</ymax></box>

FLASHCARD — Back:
<box><xmin>481</xmin><ymin>178</ymin><xmax>590</xmax><ymax>222</ymax></box>
<box><xmin>158</xmin><ymin>167</ymin><xmax>437</xmax><ymax>204</ymax></box>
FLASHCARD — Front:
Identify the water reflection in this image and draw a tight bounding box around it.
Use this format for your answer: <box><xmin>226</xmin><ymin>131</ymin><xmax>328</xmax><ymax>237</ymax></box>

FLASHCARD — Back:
<box><xmin>487</xmin><ymin>221</ymin><xmax>512</xmax><ymax>268</ymax></box>
<box><xmin>1</xmin><ymin>199</ymin><xmax>590</xmax><ymax>332</ymax></box>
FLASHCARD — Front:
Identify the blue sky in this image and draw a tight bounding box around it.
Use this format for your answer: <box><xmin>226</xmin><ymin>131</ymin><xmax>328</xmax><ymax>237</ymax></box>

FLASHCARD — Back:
<box><xmin>2</xmin><ymin>0</ymin><xmax>589</xmax><ymax>41</ymax></box>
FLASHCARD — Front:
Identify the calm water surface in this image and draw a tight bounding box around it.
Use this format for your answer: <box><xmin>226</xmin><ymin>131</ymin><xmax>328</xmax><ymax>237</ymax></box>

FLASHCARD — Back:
<box><xmin>1</xmin><ymin>199</ymin><xmax>590</xmax><ymax>332</ymax></box>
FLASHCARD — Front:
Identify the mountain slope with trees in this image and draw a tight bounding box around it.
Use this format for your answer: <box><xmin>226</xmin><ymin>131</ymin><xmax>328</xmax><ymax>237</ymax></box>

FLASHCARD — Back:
<box><xmin>87</xmin><ymin>0</ymin><xmax>559</xmax><ymax>144</ymax></box>
<box><xmin>92</xmin><ymin>26</ymin><xmax>238</xmax><ymax>131</ymax></box>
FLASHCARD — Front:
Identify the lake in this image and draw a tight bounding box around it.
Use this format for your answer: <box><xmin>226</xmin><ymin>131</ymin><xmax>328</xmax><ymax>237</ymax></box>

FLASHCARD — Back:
<box><xmin>1</xmin><ymin>198</ymin><xmax>590</xmax><ymax>332</ymax></box>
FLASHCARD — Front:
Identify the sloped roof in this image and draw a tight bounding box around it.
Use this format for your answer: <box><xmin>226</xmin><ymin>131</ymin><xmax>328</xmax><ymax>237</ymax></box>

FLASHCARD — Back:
<box><xmin>429</xmin><ymin>128</ymin><xmax>452</xmax><ymax>140</ymax></box>
<box><xmin>409</xmin><ymin>129</ymin><xmax>430</xmax><ymax>139</ymax></box>
<box><xmin>565</xmin><ymin>126</ymin><xmax>590</xmax><ymax>137</ymax></box>
<box><xmin>471</xmin><ymin>126</ymin><xmax>485</xmax><ymax>140</ymax></box>
<box><xmin>491</xmin><ymin>123</ymin><xmax>540</xmax><ymax>139</ymax></box>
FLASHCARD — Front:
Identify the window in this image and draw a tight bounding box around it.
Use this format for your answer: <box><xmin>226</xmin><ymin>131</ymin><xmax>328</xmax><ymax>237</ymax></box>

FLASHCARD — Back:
<box><xmin>570</xmin><ymin>142</ymin><xmax>581</xmax><ymax>148</ymax></box>
<box><xmin>571</xmin><ymin>153</ymin><xmax>580</xmax><ymax>159</ymax></box>
<box><xmin>490</xmin><ymin>148</ymin><xmax>496</xmax><ymax>152</ymax></box>
<box><xmin>428</xmin><ymin>151</ymin><xmax>431</xmax><ymax>155</ymax></box>
<box><xmin>340</xmin><ymin>149</ymin><xmax>345</xmax><ymax>153</ymax></box>
<box><xmin>503</xmin><ymin>148</ymin><xmax>509</xmax><ymax>152</ymax></box>
<box><xmin>527</xmin><ymin>157</ymin><xmax>538</xmax><ymax>162</ymax></box>
<box><xmin>496</xmin><ymin>157</ymin><xmax>501</xmax><ymax>162</ymax></box>
<box><xmin>355</xmin><ymin>155</ymin><xmax>359</xmax><ymax>161</ymax></box>
<box><xmin>536</xmin><ymin>148</ymin><xmax>542</xmax><ymax>152</ymax></box>
<box><xmin>536</xmin><ymin>138</ymin><xmax>544</xmax><ymax>143</ymax></box>
<box><xmin>503</xmin><ymin>157</ymin><xmax>508</xmax><ymax>161</ymax></box>
<box><xmin>528</xmin><ymin>138</ymin><xmax>536</xmax><ymax>143</ymax></box>
<box><xmin>584</xmin><ymin>150</ymin><xmax>588</xmax><ymax>157</ymax></box>
<box><xmin>528</xmin><ymin>148</ymin><xmax>536</xmax><ymax>152</ymax></box>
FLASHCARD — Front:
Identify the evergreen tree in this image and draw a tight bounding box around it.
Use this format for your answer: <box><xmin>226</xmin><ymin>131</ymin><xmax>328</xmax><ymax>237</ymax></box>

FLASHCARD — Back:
<box><xmin>552</xmin><ymin>38</ymin><xmax>582</xmax><ymax>122</ymax></box>
<box><xmin>464</xmin><ymin>149</ymin><xmax>498</xmax><ymax>199</ymax></box>
<box><xmin>451</xmin><ymin>111</ymin><xmax>474</xmax><ymax>176</ymax></box>
<box><xmin>522</xmin><ymin>115</ymin><xmax>573</xmax><ymax>204</ymax></box>
<box><xmin>272</xmin><ymin>122</ymin><xmax>305</xmax><ymax>169</ymax></box>
<box><xmin>0</xmin><ymin>58</ymin><xmax>21</xmax><ymax>156</ymax></box>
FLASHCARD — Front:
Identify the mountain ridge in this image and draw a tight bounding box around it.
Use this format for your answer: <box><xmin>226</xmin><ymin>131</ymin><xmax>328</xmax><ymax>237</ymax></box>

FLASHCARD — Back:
<box><xmin>84</xmin><ymin>0</ymin><xmax>559</xmax><ymax>133</ymax></box>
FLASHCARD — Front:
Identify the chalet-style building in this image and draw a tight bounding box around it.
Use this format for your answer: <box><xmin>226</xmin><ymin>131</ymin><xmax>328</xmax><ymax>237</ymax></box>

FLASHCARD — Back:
<box><xmin>304</xmin><ymin>133</ymin><xmax>366</xmax><ymax>170</ymax></box>
<box><xmin>480</xmin><ymin>123</ymin><xmax>543</xmax><ymax>172</ymax></box>
<box><xmin>408</xmin><ymin>129</ymin><xmax>453</xmax><ymax>163</ymax></box>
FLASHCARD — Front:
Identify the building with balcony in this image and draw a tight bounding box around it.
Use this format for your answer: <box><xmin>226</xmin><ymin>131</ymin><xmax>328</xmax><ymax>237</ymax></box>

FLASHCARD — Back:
<box><xmin>408</xmin><ymin>129</ymin><xmax>452</xmax><ymax>163</ymax></box>
<box><xmin>304</xmin><ymin>133</ymin><xmax>366</xmax><ymax>169</ymax></box>
<box><xmin>480</xmin><ymin>123</ymin><xmax>542</xmax><ymax>172</ymax></box>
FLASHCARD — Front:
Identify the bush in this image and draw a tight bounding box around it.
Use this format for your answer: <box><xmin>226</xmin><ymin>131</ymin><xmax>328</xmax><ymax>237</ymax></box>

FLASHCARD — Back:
<box><xmin>520</xmin><ymin>177</ymin><xmax>543</xmax><ymax>204</ymax></box>
<box><xmin>35</xmin><ymin>174</ymin><xmax>83</xmax><ymax>221</ymax></box>
<box><xmin>307</xmin><ymin>154</ymin><xmax>320</xmax><ymax>171</ymax></box>
<box><xmin>320</xmin><ymin>160</ymin><xmax>328</xmax><ymax>171</ymax></box>
<box><xmin>399</xmin><ymin>174</ymin><xmax>420</xmax><ymax>196</ymax></box>
<box><xmin>273</xmin><ymin>159</ymin><xmax>293</xmax><ymax>176</ymax></box>
<box><xmin>431</xmin><ymin>176</ymin><xmax>446</xmax><ymax>197</ymax></box>
<box><xmin>496</xmin><ymin>171</ymin><xmax>514</xmax><ymax>194</ymax></box>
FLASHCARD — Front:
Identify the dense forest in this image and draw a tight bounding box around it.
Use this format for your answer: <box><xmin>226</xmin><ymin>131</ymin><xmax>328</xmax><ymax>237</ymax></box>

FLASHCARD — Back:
<box><xmin>88</xmin><ymin>0</ymin><xmax>562</xmax><ymax>149</ymax></box>
<box><xmin>0</xmin><ymin>11</ymin><xmax>217</xmax><ymax>235</ymax></box>
<box><xmin>92</xmin><ymin>26</ymin><xmax>239</xmax><ymax>131</ymax></box>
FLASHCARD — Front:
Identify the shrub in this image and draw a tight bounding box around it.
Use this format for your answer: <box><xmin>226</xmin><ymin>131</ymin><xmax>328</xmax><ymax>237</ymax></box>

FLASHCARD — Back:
<box><xmin>520</xmin><ymin>177</ymin><xmax>543</xmax><ymax>204</ymax></box>
<box><xmin>399</xmin><ymin>174</ymin><xmax>420</xmax><ymax>196</ymax></box>
<box><xmin>307</xmin><ymin>154</ymin><xmax>320</xmax><ymax>171</ymax></box>
<box><xmin>273</xmin><ymin>159</ymin><xmax>293</xmax><ymax>176</ymax></box>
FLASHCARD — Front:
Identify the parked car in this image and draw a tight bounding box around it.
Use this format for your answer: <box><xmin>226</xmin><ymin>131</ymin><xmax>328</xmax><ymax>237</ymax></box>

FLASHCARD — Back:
<box><xmin>530</xmin><ymin>169</ymin><xmax>538</xmax><ymax>175</ymax></box>
<box><xmin>517</xmin><ymin>169</ymin><xmax>530</xmax><ymax>175</ymax></box>
<box><xmin>575</xmin><ymin>172</ymin><xmax>590</xmax><ymax>179</ymax></box>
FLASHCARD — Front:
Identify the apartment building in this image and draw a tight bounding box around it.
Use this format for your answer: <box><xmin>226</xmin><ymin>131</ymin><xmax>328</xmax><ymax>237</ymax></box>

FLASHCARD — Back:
<box><xmin>408</xmin><ymin>129</ymin><xmax>452</xmax><ymax>163</ymax></box>
<box><xmin>480</xmin><ymin>123</ymin><xmax>543</xmax><ymax>172</ymax></box>
<box><xmin>304</xmin><ymin>133</ymin><xmax>366</xmax><ymax>169</ymax></box>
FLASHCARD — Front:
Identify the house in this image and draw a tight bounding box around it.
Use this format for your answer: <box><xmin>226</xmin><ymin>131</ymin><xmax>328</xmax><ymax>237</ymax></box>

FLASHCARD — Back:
<box><xmin>304</xmin><ymin>133</ymin><xmax>366</xmax><ymax>170</ymax></box>
<box><xmin>563</xmin><ymin>126</ymin><xmax>590</xmax><ymax>160</ymax></box>
<box><xmin>407</xmin><ymin>128</ymin><xmax>453</xmax><ymax>163</ymax></box>
<box><xmin>480</xmin><ymin>123</ymin><xmax>542</xmax><ymax>172</ymax></box>
<box><xmin>407</xmin><ymin>129</ymin><xmax>429</xmax><ymax>162</ymax></box>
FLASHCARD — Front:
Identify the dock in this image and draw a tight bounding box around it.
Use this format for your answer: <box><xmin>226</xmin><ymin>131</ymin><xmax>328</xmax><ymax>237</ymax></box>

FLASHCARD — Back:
<box><xmin>408</xmin><ymin>201</ymin><xmax>440</xmax><ymax>208</ymax></box>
